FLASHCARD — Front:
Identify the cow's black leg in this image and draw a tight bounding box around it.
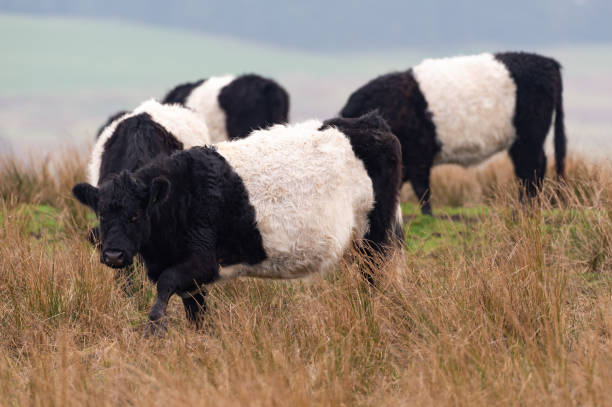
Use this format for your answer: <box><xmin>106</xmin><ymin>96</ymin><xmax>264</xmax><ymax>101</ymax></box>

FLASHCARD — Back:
<box><xmin>181</xmin><ymin>290</ymin><xmax>207</xmax><ymax>329</ymax></box>
<box><xmin>408</xmin><ymin>161</ymin><xmax>434</xmax><ymax>215</ymax></box>
<box><xmin>509</xmin><ymin>140</ymin><xmax>547</xmax><ymax>202</ymax></box>
<box><xmin>500</xmin><ymin>52</ymin><xmax>556</xmax><ymax>204</ymax></box>
<box><xmin>145</xmin><ymin>253</ymin><xmax>218</xmax><ymax>336</ymax></box>
<box><xmin>146</xmin><ymin>272</ymin><xmax>175</xmax><ymax>335</ymax></box>
<box><xmin>535</xmin><ymin>150</ymin><xmax>547</xmax><ymax>194</ymax></box>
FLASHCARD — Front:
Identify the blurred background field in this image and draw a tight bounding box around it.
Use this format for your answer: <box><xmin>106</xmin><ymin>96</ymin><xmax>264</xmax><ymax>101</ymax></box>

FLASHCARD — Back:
<box><xmin>0</xmin><ymin>10</ymin><xmax>611</xmax><ymax>157</ymax></box>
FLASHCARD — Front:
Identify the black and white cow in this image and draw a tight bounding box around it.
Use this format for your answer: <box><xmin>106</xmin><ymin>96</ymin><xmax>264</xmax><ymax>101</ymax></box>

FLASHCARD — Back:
<box><xmin>87</xmin><ymin>99</ymin><xmax>210</xmax><ymax>248</ymax></box>
<box><xmin>90</xmin><ymin>99</ymin><xmax>210</xmax><ymax>187</ymax></box>
<box><xmin>72</xmin><ymin>112</ymin><xmax>402</xmax><ymax>332</ymax></box>
<box><xmin>162</xmin><ymin>74</ymin><xmax>290</xmax><ymax>143</ymax></box>
<box><xmin>341</xmin><ymin>52</ymin><xmax>566</xmax><ymax>214</ymax></box>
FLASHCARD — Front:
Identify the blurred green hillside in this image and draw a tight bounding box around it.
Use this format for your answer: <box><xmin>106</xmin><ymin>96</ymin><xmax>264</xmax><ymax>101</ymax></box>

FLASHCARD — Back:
<box><xmin>0</xmin><ymin>13</ymin><xmax>427</xmax><ymax>96</ymax></box>
<box><xmin>0</xmin><ymin>13</ymin><xmax>610</xmax><ymax>154</ymax></box>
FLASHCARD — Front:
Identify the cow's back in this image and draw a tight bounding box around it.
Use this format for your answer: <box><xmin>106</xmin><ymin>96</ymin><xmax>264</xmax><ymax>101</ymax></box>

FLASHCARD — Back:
<box><xmin>89</xmin><ymin>100</ymin><xmax>210</xmax><ymax>186</ymax></box>
<box><xmin>215</xmin><ymin>121</ymin><xmax>374</xmax><ymax>279</ymax></box>
<box><xmin>413</xmin><ymin>53</ymin><xmax>517</xmax><ymax>166</ymax></box>
<box><xmin>184</xmin><ymin>76</ymin><xmax>236</xmax><ymax>143</ymax></box>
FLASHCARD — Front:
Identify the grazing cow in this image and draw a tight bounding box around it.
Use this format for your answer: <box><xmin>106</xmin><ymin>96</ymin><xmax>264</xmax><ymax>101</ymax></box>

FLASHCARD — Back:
<box><xmin>162</xmin><ymin>74</ymin><xmax>290</xmax><ymax>142</ymax></box>
<box><xmin>341</xmin><ymin>52</ymin><xmax>566</xmax><ymax>214</ymax></box>
<box><xmin>72</xmin><ymin>112</ymin><xmax>402</xmax><ymax>333</ymax></box>
<box><xmin>87</xmin><ymin>99</ymin><xmax>210</xmax><ymax>250</ymax></box>
<box><xmin>90</xmin><ymin>99</ymin><xmax>210</xmax><ymax>187</ymax></box>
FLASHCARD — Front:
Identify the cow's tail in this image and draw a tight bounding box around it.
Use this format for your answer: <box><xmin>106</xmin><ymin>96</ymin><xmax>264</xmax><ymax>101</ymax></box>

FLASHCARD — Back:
<box><xmin>553</xmin><ymin>63</ymin><xmax>566</xmax><ymax>178</ymax></box>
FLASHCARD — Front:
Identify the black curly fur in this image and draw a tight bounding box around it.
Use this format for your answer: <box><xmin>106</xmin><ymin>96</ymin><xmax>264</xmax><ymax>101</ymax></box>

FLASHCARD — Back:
<box><xmin>95</xmin><ymin>110</ymin><xmax>129</xmax><ymax>139</ymax></box>
<box><xmin>162</xmin><ymin>74</ymin><xmax>289</xmax><ymax>140</ymax></box>
<box><xmin>321</xmin><ymin>111</ymin><xmax>403</xmax><ymax>251</ymax></box>
<box><xmin>495</xmin><ymin>52</ymin><xmax>566</xmax><ymax>197</ymax></box>
<box><xmin>341</xmin><ymin>70</ymin><xmax>438</xmax><ymax>214</ymax></box>
<box><xmin>73</xmin><ymin>147</ymin><xmax>267</xmax><ymax>327</ymax></box>
<box><xmin>98</xmin><ymin>113</ymin><xmax>184</xmax><ymax>185</ymax></box>
<box><xmin>218</xmin><ymin>74</ymin><xmax>289</xmax><ymax>139</ymax></box>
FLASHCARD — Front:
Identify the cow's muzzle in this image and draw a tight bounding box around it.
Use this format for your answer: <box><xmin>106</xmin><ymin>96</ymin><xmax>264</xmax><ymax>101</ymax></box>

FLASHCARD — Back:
<box><xmin>102</xmin><ymin>250</ymin><xmax>126</xmax><ymax>268</ymax></box>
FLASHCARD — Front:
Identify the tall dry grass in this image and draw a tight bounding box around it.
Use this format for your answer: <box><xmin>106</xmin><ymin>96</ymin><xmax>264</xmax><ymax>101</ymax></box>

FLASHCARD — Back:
<box><xmin>1</xmin><ymin>149</ymin><xmax>612</xmax><ymax>406</ymax></box>
<box><xmin>0</xmin><ymin>148</ymin><xmax>91</xmax><ymax>236</ymax></box>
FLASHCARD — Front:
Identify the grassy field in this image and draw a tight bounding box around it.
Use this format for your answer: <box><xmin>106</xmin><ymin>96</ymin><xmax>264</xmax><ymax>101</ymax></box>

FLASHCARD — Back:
<box><xmin>1</xmin><ymin>149</ymin><xmax>612</xmax><ymax>405</ymax></box>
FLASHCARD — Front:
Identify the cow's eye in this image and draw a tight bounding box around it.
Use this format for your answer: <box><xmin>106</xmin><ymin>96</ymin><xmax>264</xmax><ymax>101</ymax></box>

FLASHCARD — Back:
<box><xmin>129</xmin><ymin>214</ymin><xmax>139</xmax><ymax>223</ymax></box>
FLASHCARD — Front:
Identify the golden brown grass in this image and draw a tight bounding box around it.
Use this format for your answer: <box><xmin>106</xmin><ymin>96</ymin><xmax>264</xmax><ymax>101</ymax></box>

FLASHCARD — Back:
<box><xmin>1</xmin><ymin>150</ymin><xmax>612</xmax><ymax>406</ymax></box>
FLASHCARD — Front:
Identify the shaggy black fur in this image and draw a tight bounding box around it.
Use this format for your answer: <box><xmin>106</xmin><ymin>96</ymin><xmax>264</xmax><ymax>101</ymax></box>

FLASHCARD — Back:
<box><xmin>340</xmin><ymin>70</ymin><xmax>439</xmax><ymax>215</ymax></box>
<box><xmin>495</xmin><ymin>52</ymin><xmax>566</xmax><ymax>197</ymax></box>
<box><xmin>162</xmin><ymin>74</ymin><xmax>289</xmax><ymax>140</ymax></box>
<box><xmin>90</xmin><ymin>112</ymin><xmax>187</xmax><ymax>276</ymax></box>
<box><xmin>73</xmin><ymin>147</ymin><xmax>266</xmax><ymax>331</ymax></box>
<box><xmin>218</xmin><ymin>74</ymin><xmax>290</xmax><ymax>139</ymax></box>
<box><xmin>162</xmin><ymin>79</ymin><xmax>206</xmax><ymax>105</ymax></box>
<box><xmin>95</xmin><ymin>110</ymin><xmax>129</xmax><ymax>139</ymax></box>
<box><xmin>98</xmin><ymin>113</ymin><xmax>183</xmax><ymax>184</ymax></box>
<box><xmin>341</xmin><ymin>52</ymin><xmax>566</xmax><ymax>213</ymax></box>
<box><xmin>321</xmin><ymin>112</ymin><xmax>403</xmax><ymax>252</ymax></box>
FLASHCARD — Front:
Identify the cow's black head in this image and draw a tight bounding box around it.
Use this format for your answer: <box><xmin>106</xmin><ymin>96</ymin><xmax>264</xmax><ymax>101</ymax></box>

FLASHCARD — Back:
<box><xmin>72</xmin><ymin>172</ymin><xmax>170</xmax><ymax>268</ymax></box>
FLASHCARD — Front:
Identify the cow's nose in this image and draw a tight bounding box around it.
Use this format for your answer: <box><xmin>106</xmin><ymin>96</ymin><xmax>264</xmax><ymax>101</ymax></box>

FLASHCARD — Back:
<box><xmin>102</xmin><ymin>250</ymin><xmax>124</xmax><ymax>267</ymax></box>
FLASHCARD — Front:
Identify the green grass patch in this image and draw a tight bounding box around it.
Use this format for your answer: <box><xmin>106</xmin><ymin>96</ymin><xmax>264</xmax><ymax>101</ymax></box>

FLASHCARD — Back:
<box><xmin>401</xmin><ymin>202</ymin><xmax>487</xmax><ymax>253</ymax></box>
<box><xmin>0</xmin><ymin>203</ymin><xmax>97</xmax><ymax>242</ymax></box>
<box><xmin>21</xmin><ymin>204</ymin><xmax>61</xmax><ymax>236</ymax></box>
<box><xmin>0</xmin><ymin>204</ymin><xmax>63</xmax><ymax>238</ymax></box>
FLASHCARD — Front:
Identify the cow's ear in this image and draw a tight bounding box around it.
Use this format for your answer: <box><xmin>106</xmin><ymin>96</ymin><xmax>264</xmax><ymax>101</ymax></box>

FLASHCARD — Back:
<box><xmin>72</xmin><ymin>183</ymin><xmax>99</xmax><ymax>212</ymax></box>
<box><xmin>149</xmin><ymin>177</ymin><xmax>170</xmax><ymax>207</ymax></box>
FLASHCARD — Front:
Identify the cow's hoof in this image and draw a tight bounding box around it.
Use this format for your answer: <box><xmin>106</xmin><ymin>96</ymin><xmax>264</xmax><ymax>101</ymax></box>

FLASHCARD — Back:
<box><xmin>143</xmin><ymin>319</ymin><xmax>167</xmax><ymax>337</ymax></box>
<box><xmin>420</xmin><ymin>204</ymin><xmax>433</xmax><ymax>216</ymax></box>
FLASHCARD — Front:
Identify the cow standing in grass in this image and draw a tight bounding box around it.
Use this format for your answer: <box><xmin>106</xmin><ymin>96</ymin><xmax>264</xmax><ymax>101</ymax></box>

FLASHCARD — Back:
<box><xmin>162</xmin><ymin>74</ymin><xmax>290</xmax><ymax>143</ymax></box>
<box><xmin>87</xmin><ymin>99</ymin><xmax>210</xmax><ymax>260</ymax></box>
<box><xmin>73</xmin><ymin>112</ymin><xmax>403</xmax><ymax>333</ymax></box>
<box><xmin>341</xmin><ymin>52</ymin><xmax>566</xmax><ymax>214</ymax></box>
